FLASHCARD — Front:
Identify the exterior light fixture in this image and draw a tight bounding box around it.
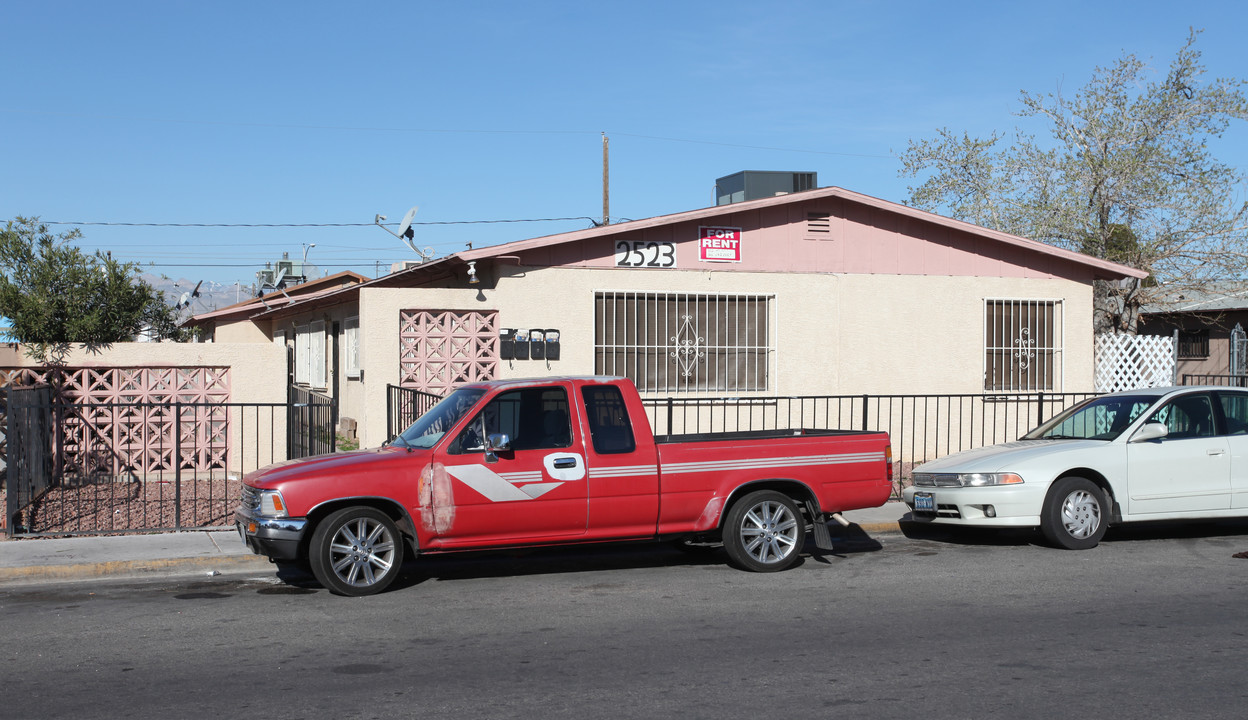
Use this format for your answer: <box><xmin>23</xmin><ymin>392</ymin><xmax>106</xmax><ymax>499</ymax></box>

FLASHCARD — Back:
<box><xmin>467</xmin><ymin>261</ymin><xmax>479</xmax><ymax>284</ymax></box>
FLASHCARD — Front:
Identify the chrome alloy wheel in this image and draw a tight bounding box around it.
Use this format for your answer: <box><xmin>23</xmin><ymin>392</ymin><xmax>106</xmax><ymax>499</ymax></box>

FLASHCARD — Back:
<box><xmin>737</xmin><ymin>499</ymin><xmax>801</xmax><ymax>565</ymax></box>
<box><xmin>328</xmin><ymin>516</ymin><xmax>398</xmax><ymax>588</ymax></box>
<box><xmin>1059</xmin><ymin>488</ymin><xmax>1102</xmax><ymax>539</ymax></box>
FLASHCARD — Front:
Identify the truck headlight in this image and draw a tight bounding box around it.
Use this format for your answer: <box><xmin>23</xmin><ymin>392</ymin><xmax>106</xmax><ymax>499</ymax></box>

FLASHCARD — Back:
<box><xmin>959</xmin><ymin>473</ymin><xmax>1023</xmax><ymax>487</ymax></box>
<box><xmin>258</xmin><ymin>490</ymin><xmax>288</xmax><ymax>517</ymax></box>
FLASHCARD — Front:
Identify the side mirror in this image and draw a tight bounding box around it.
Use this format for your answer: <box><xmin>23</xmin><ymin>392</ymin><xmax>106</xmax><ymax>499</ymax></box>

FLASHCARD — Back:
<box><xmin>1130</xmin><ymin>422</ymin><xmax>1169</xmax><ymax>443</ymax></box>
<box><xmin>484</xmin><ymin>433</ymin><xmax>511</xmax><ymax>463</ymax></box>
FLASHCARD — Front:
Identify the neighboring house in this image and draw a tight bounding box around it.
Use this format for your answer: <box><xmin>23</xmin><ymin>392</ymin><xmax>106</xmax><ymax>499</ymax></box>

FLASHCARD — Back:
<box><xmin>1137</xmin><ymin>285</ymin><xmax>1248</xmax><ymax>380</ymax></box>
<box><xmin>188</xmin><ymin>184</ymin><xmax>1145</xmax><ymax>448</ymax></box>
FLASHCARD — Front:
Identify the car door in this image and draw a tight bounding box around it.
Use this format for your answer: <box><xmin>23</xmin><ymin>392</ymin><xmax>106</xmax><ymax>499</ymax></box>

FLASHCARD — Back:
<box><xmin>578</xmin><ymin>383</ymin><xmax>660</xmax><ymax>539</ymax></box>
<box><xmin>435</xmin><ymin>383</ymin><xmax>588</xmax><ymax>546</ymax></box>
<box><xmin>1126</xmin><ymin>392</ymin><xmax>1230</xmax><ymax>515</ymax></box>
<box><xmin>1215</xmin><ymin>390</ymin><xmax>1248</xmax><ymax>510</ymax></box>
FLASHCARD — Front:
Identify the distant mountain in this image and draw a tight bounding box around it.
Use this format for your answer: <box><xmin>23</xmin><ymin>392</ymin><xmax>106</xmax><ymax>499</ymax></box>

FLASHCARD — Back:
<box><xmin>140</xmin><ymin>274</ymin><xmax>254</xmax><ymax>317</ymax></box>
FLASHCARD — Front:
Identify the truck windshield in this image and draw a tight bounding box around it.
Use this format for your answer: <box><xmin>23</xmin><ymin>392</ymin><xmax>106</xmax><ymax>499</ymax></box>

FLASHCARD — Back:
<box><xmin>1022</xmin><ymin>394</ymin><xmax>1158</xmax><ymax>441</ymax></box>
<box><xmin>394</xmin><ymin>388</ymin><xmax>486</xmax><ymax>449</ymax></box>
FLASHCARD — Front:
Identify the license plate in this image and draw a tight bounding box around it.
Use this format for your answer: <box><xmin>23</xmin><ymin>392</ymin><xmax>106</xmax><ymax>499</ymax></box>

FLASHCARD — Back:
<box><xmin>914</xmin><ymin>492</ymin><xmax>935</xmax><ymax>512</ymax></box>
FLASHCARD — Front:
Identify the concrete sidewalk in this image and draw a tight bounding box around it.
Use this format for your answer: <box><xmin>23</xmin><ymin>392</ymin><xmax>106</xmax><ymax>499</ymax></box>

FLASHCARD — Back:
<box><xmin>0</xmin><ymin>503</ymin><xmax>912</xmax><ymax>587</ymax></box>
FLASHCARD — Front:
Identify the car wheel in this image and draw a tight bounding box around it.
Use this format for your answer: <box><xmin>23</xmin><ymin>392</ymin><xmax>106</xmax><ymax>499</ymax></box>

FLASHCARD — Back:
<box><xmin>309</xmin><ymin>507</ymin><xmax>404</xmax><ymax>596</ymax></box>
<box><xmin>722</xmin><ymin>490</ymin><xmax>804</xmax><ymax>572</ymax></box>
<box><xmin>1041</xmin><ymin>477</ymin><xmax>1108</xmax><ymax>550</ymax></box>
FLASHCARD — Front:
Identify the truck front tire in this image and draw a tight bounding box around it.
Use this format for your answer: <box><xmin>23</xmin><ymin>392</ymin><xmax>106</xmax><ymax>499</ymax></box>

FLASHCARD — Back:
<box><xmin>309</xmin><ymin>506</ymin><xmax>404</xmax><ymax>596</ymax></box>
<box><xmin>723</xmin><ymin>490</ymin><xmax>804</xmax><ymax>572</ymax></box>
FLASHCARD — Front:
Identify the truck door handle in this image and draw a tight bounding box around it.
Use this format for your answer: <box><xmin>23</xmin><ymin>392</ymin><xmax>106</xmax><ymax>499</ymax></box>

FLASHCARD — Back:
<box><xmin>1207</xmin><ymin>448</ymin><xmax>1225</xmax><ymax>456</ymax></box>
<box><xmin>553</xmin><ymin>457</ymin><xmax>578</xmax><ymax>469</ymax></box>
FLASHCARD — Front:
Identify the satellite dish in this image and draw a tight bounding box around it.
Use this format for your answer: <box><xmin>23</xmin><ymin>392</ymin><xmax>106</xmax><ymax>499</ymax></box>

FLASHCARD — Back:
<box><xmin>396</xmin><ymin>206</ymin><xmax>419</xmax><ymax>242</ymax></box>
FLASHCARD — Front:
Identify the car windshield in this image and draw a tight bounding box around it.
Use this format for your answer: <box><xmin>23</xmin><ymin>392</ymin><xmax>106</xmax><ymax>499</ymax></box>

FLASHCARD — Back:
<box><xmin>394</xmin><ymin>388</ymin><xmax>486</xmax><ymax>449</ymax></box>
<box><xmin>1022</xmin><ymin>394</ymin><xmax>1159</xmax><ymax>441</ymax></box>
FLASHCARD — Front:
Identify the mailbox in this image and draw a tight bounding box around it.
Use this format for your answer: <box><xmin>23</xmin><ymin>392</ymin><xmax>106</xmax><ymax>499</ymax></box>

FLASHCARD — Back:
<box><xmin>499</xmin><ymin>328</ymin><xmax>517</xmax><ymax>360</ymax></box>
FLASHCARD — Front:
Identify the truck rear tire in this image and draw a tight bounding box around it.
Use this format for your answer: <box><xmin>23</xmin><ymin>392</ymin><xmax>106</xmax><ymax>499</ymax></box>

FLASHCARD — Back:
<box><xmin>722</xmin><ymin>490</ymin><xmax>804</xmax><ymax>572</ymax></box>
<box><xmin>309</xmin><ymin>506</ymin><xmax>404</xmax><ymax>596</ymax></box>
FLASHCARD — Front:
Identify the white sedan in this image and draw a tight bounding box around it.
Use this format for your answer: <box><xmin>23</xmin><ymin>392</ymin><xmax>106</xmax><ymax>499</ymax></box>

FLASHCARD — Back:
<box><xmin>901</xmin><ymin>386</ymin><xmax>1248</xmax><ymax>549</ymax></box>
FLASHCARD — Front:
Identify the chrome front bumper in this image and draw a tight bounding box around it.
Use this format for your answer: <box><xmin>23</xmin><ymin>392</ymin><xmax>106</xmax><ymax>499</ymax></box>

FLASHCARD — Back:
<box><xmin>234</xmin><ymin>505</ymin><xmax>307</xmax><ymax>561</ymax></box>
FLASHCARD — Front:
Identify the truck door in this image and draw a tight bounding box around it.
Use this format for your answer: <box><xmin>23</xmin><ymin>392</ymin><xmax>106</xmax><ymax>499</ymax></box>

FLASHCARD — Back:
<box><xmin>436</xmin><ymin>383</ymin><xmax>588</xmax><ymax>546</ymax></box>
<box><xmin>579</xmin><ymin>384</ymin><xmax>660</xmax><ymax>539</ymax></box>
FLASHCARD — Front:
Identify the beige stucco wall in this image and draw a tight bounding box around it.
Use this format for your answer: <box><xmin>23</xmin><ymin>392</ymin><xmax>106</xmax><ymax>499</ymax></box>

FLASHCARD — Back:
<box><xmin>0</xmin><ymin>342</ymin><xmax>289</xmax><ymax>473</ymax></box>
<box><xmin>352</xmin><ymin>266</ymin><xmax>1095</xmax><ymax>447</ymax></box>
<box><xmin>212</xmin><ymin>317</ymin><xmax>273</xmax><ymax>344</ymax></box>
<box><xmin>0</xmin><ymin>342</ymin><xmax>286</xmax><ymax>401</ymax></box>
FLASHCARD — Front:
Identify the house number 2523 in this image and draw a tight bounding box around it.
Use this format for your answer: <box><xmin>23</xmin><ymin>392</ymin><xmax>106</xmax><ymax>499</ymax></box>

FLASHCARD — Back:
<box><xmin>614</xmin><ymin>241</ymin><xmax>676</xmax><ymax>268</ymax></box>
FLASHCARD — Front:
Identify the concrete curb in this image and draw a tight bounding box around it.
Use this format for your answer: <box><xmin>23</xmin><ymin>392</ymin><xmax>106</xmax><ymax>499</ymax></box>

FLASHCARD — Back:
<box><xmin>0</xmin><ymin>555</ymin><xmax>273</xmax><ymax>586</ymax></box>
<box><xmin>852</xmin><ymin>521</ymin><xmax>905</xmax><ymax>535</ymax></box>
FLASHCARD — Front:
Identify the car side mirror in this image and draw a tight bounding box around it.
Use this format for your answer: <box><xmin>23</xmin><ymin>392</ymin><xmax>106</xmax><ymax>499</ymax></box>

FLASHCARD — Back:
<box><xmin>1130</xmin><ymin>422</ymin><xmax>1169</xmax><ymax>443</ymax></box>
<box><xmin>484</xmin><ymin>433</ymin><xmax>511</xmax><ymax>463</ymax></box>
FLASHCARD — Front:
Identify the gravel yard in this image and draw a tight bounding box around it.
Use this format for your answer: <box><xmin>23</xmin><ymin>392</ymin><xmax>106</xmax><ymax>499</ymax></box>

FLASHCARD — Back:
<box><xmin>1</xmin><ymin>475</ymin><xmax>241</xmax><ymax>536</ymax></box>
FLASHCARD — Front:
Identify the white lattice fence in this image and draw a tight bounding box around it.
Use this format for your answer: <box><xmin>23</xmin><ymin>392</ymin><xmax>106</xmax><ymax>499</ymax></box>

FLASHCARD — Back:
<box><xmin>1095</xmin><ymin>334</ymin><xmax>1175</xmax><ymax>393</ymax></box>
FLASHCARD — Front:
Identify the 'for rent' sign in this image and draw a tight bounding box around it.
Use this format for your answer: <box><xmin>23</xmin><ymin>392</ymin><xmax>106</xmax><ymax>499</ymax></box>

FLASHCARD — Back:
<box><xmin>699</xmin><ymin>226</ymin><xmax>742</xmax><ymax>262</ymax></box>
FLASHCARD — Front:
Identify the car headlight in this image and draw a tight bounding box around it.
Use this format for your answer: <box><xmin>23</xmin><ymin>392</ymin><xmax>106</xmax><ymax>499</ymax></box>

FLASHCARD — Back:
<box><xmin>914</xmin><ymin>472</ymin><xmax>1024</xmax><ymax>487</ymax></box>
<box><xmin>958</xmin><ymin>473</ymin><xmax>1024</xmax><ymax>487</ymax></box>
<box><xmin>258</xmin><ymin>490</ymin><xmax>289</xmax><ymax>517</ymax></box>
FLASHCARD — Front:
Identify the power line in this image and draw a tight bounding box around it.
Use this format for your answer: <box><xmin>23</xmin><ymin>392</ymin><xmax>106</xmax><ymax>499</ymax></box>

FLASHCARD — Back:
<box><xmin>43</xmin><ymin>216</ymin><xmax>600</xmax><ymax>228</ymax></box>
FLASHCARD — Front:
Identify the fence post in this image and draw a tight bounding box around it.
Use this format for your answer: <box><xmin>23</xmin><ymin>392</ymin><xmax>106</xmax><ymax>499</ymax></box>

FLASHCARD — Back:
<box><xmin>666</xmin><ymin>398</ymin><xmax>674</xmax><ymax>440</ymax></box>
<box><xmin>1036</xmin><ymin>391</ymin><xmax>1046</xmax><ymax>427</ymax></box>
<box><xmin>174</xmin><ymin>401</ymin><xmax>183</xmax><ymax>529</ymax></box>
<box><xmin>861</xmin><ymin>395</ymin><xmax>869</xmax><ymax>431</ymax></box>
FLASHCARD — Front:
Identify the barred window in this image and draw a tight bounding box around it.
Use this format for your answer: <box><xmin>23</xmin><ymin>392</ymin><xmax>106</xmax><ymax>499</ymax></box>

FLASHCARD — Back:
<box><xmin>1178</xmin><ymin>329</ymin><xmax>1209</xmax><ymax>360</ymax></box>
<box><xmin>984</xmin><ymin>299</ymin><xmax>1062</xmax><ymax>391</ymax></box>
<box><xmin>595</xmin><ymin>292</ymin><xmax>772</xmax><ymax>394</ymax></box>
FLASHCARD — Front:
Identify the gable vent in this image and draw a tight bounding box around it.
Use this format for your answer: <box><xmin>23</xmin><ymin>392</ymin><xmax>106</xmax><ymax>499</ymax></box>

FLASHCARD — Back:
<box><xmin>807</xmin><ymin>212</ymin><xmax>831</xmax><ymax>233</ymax></box>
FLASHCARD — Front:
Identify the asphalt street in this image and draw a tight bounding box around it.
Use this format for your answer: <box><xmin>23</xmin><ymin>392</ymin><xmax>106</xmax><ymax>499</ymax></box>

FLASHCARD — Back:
<box><xmin>2</xmin><ymin>517</ymin><xmax>1247</xmax><ymax>720</ymax></box>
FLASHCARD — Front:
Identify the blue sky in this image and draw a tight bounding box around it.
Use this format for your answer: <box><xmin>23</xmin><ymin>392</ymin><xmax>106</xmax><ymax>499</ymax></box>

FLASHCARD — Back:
<box><xmin>3</xmin><ymin>0</ymin><xmax>1246</xmax><ymax>288</ymax></box>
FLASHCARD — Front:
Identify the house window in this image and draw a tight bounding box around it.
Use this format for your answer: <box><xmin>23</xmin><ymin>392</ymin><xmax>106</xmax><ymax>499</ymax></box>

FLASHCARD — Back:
<box><xmin>1178</xmin><ymin>329</ymin><xmax>1209</xmax><ymax>360</ymax></box>
<box><xmin>984</xmin><ymin>299</ymin><xmax>1062</xmax><ymax>391</ymax></box>
<box><xmin>295</xmin><ymin>320</ymin><xmax>327</xmax><ymax>389</ymax></box>
<box><xmin>344</xmin><ymin>316</ymin><xmax>361</xmax><ymax>379</ymax></box>
<box><xmin>594</xmin><ymin>291</ymin><xmax>772</xmax><ymax>394</ymax></box>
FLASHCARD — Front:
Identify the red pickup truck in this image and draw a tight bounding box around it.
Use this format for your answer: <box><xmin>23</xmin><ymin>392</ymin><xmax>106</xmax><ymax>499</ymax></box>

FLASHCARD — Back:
<box><xmin>236</xmin><ymin>377</ymin><xmax>892</xmax><ymax>595</ymax></box>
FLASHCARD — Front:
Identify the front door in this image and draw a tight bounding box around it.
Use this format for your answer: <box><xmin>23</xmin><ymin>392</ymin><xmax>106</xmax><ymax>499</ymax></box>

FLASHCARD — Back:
<box><xmin>1126</xmin><ymin>392</ymin><xmax>1230</xmax><ymax>515</ymax></box>
<box><xmin>435</xmin><ymin>383</ymin><xmax>588</xmax><ymax>546</ymax></box>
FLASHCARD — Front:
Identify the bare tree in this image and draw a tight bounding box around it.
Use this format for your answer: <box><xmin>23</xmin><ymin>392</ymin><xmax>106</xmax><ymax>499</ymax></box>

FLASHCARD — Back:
<box><xmin>899</xmin><ymin>29</ymin><xmax>1248</xmax><ymax>332</ymax></box>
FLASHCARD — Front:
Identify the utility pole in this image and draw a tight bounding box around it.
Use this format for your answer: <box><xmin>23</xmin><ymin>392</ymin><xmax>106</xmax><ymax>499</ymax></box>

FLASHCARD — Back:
<box><xmin>602</xmin><ymin>132</ymin><xmax>610</xmax><ymax>226</ymax></box>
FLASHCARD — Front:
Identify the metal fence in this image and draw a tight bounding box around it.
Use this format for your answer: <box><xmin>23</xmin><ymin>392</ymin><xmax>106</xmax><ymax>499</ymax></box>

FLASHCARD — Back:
<box><xmin>1182</xmin><ymin>374</ymin><xmax>1248</xmax><ymax>387</ymax></box>
<box><xmin>3</xmin><ymin>390</ymin><xmax>292</xmax><ymax>538</ymax></box>
<box><xmin>387</xmin><ymin>384</ymin><xmax>443</xmax><ymax>440</ymax></box>
<box><xmin>289</xmin><ymin>385</ymin><xmax>337</xmax><ymax>459</ymax></box>
<box><xmin>381</xmin><ymin>385</ymin><xmax>1095</xmax><ymax>498</ymax></box>
<box><xmin>642</xmin><ymin>392</ymin><xmax>1097</xmax><ymax>496</ymax></box>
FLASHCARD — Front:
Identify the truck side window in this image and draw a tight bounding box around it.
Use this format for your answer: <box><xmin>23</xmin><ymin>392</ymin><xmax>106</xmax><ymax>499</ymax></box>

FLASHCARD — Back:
<box><xmin>450</xmin><ymin>387</ymin><xmax>571</xmax><ymax>454</ymax></box>
<box><xmin>581</xmin><ymin>385</ymin><xmax>636</xmax><ymax>454</ymax></box>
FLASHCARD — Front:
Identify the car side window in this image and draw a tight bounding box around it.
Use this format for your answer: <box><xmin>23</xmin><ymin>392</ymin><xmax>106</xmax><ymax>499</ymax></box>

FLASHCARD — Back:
<box><xmin>580</xmin><ymin>385</ymin><xmax>636</xmax><ymax>454</ymax></box>
<box><xmin>1217</xmin><ymin>392</ymin><xmax>1248</xmax><ymax>436</ymax></box>
<box><xmin>1149</xmin><ymin>394</ymin><xmax>1216</xmax><ymax>439</ymax></box>
<box><xmin>449</xmin><ymin>387</ymin><xmax>571</xmax><ymax>454</ymax></box>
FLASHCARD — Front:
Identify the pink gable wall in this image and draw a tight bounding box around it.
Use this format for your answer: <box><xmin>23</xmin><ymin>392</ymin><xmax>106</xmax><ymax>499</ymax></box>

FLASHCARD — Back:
<box><xmin>514</xmin><ymin>195</ymin><xmax>1103</xmax><ymax>283</ymax></box>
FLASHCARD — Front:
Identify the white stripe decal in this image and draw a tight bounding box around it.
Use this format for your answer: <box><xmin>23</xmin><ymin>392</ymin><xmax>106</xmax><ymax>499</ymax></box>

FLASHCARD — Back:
<box><xmin>661</xmin><ymin>452</ymin><xmax>885</xmax><ymax>475</ymax></box>
<box><xmin>446</xmin><ymin>464</ymin><xmax>532</xmax><ymax>502</ymax></box>
<box><xmin>589</xmin><ymin>465</ymin><xmax>659</xmax><ymax>478</ymax></box>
